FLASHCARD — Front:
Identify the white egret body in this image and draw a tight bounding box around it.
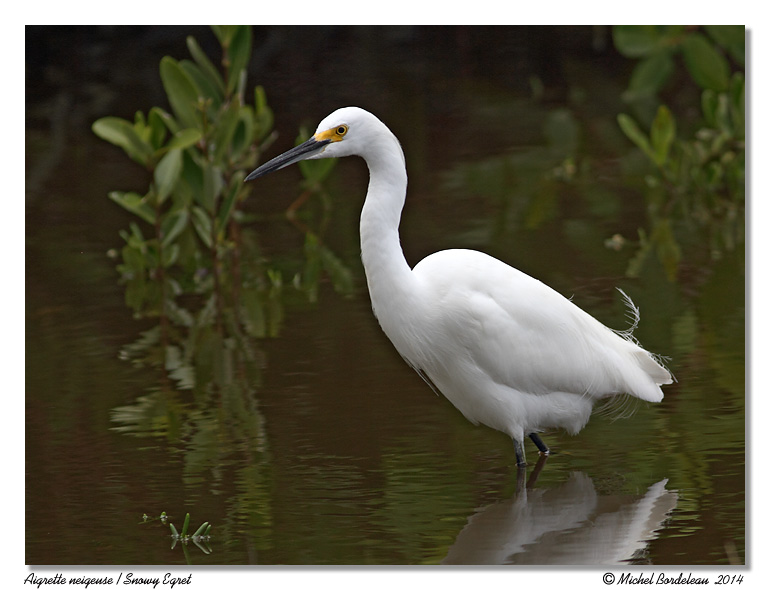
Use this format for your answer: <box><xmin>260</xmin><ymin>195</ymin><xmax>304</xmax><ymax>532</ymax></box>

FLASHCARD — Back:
<box><xmin>246</xmin><ymin>107</ymin><xmax>672</xmax><ymax>467</ymax></box>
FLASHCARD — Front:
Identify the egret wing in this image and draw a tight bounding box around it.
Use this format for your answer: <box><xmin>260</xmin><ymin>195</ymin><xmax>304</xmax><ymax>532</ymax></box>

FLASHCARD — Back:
<box><xmin>413</xmin><ymin>250</ymin><xmax>667</xmax><ymax>401</ymax></box>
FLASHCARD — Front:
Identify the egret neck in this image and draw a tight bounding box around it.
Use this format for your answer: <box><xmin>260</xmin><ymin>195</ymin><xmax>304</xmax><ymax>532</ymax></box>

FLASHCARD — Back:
<box><xmin>357</xmin><ymin>128</ymin><xmax>417</xmax><ymax>330</ymax></box>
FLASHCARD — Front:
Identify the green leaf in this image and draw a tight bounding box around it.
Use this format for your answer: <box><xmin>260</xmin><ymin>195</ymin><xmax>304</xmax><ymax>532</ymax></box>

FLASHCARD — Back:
<box><xmin>211</xmin><ymin>25</ymin><xmax>236</xmax><ymax>46</ymax></box>
<box><xmin>217</xmin><ymin>172</ymin><xmax>244</xmax><ymax>231</ymax></box>
<box><xmin>181</xmin><ymin>150</ymin><xmax>203</xmax><ymax>204</ymax></box>
<box><xmin>626</xmin><ymin>53</ymin><xmax>675</xmax><ymax>100</ymax></box>
<box><xmin>254</xmin><ymin>86</ymin><xmax>274</xmax><ymax>141</ymax></box>
<box><xmin>192</xmin><ymin>522</ymin><xmax>209</xmax><ymax>537</ymax></box>
<box><xmin>161</xmin><ymin>243</ymin><xmax>180</xmax><ymax>268</ymax></box>
<box><xmin>729</xmin><ymin>73</ymin><xmax>745</xmax><ymax>138</ymax></box>
<box><xmin>179</xmin><ymin>59</ymin><xmax>222</xmax><ymax>109</ymax></box>
<box><xmin>108</xmin><ymin>191</ymin><xmax>157</xmax><ymax>224</ymax></box>
<box><xmin>165</xmin><ymin>128</ymin><xmax>202</xmax><ymax>152</ymax></box>
<box><xmin>714</xmin><ymin>93</ymin><xmax>732</xmax><ymax>134</ymax></box>
<box><xmin>154</xmin><ymin>149</ymin><xmax>183</xmax><ymax>204</ymax></box>
<box><xmin>701</xmin><ymin>89</ymin><xmax>719</xmax><ymax>127</ymax></box>
<box><xmin>613</xmin><ymin>26</ymin><xmax>679</xmax><ymax>58</ymax></box>
<box><xmin>186</xmin><ymin>35</ymin><xmax>225</xmax><ymax>96</ymax></box>
<box><xmin>92</xmin><ymin>117</ymin><xmax>154</xmax><ymax>165</ymax></box>
<box><xmin>151</xmin><ymin>106</ymin><xmax>181</xmax><ymax>135</ymax></box>
<box><xmin>120</xmin><ymin>241</ymin><xmax>146</xmax><ymax>277</ymax></box>
<box><xmin>650</xmin><ymin>105</ymin><xmax>676</xmax><ymax>166</ymax></box>
<box><xmin>211</xmin><ymin>101</ymin><xmax>241</xmax><ymax>165</ymax></box>
<box><xmin>704</xmin><ymin>25</ymin><xmax>745</xmax><ymax>66</ymax></box>
<box><xmin>159</xmin><ymin>56</ymin><xmax>201</xmax><ymax>129</ymax></box>
<box><xmin>617</xmin><ymin>114</ymin><xmax>655</xmax><ymax>162</ymax></box>
<box><xmin>199</xmin><ymin>165</ymin><xmax>224</xmax><ymax>213</ymax></box>
<box><xmin>235</xmin><ymin>69</ymin><xmax>249</xmax><ymax>102</ymax></box>
<box><xmin>682</xmin><ymin>33</ymin><xmax>730</xmax><ymax>91</ymax></box>
<box><xmin>132</xmin><ymin>111</ymin><xmax>151</xmax><ymax>145</ymax></box>
<box><xmin>226</xmin><ymin>26</ymin><xmax>252</xmax><ymax>95</ymax></box>
<box><xmin>128</xmin><ymin>221</ymin><xmax>145</xmax><ymax>243</ymax></box>
<box><xmin>230</xmin><ymin>106</ymin><xmax>254</xmax><ymax>160</ymax></box>
<box><xmin>191</xmin><ymin>206</ymin><xmax>213</xmax><ymax>248</ymax></box>
<box><xmin>147</xmin><ymin>108</ymin><xmax>168</xmax><ymax>150</ymax></box>
<box><xmin>255</xmin><ymin>86</ymin><xmax>270</xmax><ymax>111</ymax></box>
<box><xmin>160</xmin><ymin>208</ymin><xmax>189</xmax><ymax>247</ymax></box>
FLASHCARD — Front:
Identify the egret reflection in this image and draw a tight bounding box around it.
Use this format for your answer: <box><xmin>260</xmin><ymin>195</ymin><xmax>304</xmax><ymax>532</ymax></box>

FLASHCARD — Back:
<box><xmin>443</xmin><ymin>473</ymin><xmax>677</xmax><ymax>565</ymax></box>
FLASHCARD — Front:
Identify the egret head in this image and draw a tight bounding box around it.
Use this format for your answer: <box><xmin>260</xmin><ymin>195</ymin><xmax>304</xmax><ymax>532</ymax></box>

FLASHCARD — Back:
<box><xmin>244</xmin><ymin>107</ymin><xmax>390</xmax><ymax>181</ymax></box>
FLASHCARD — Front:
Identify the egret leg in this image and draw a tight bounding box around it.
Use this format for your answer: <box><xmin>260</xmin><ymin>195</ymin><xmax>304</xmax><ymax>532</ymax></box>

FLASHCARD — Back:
<box><xmin>513</xmin><ymin>439</ymin><xmax>527</xmax><ymax>468</ymax></box>
<box><xmin>529</xmin><ymin>433</ymin><xmax>550</xmax><ymax>455</ymax></box>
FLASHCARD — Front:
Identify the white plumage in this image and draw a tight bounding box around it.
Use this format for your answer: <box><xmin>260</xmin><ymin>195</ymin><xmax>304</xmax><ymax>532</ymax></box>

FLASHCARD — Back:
<box><xmin>246</xmin><ymin>106</ymin><xmax>673</xmax><ymax>467</ymax></box>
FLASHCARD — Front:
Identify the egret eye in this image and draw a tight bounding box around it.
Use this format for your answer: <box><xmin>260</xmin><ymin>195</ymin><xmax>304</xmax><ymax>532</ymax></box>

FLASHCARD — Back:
<box><xmin>336</xmin><ymin>125</ymin><xmax>348</xmax><ymax>137</ymax></box>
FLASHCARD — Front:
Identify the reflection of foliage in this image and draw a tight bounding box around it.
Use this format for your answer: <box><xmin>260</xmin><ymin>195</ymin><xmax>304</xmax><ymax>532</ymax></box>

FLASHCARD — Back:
<box><xmin>94</xmin><ymin>26</ymin><xmax>358</xmax><ymax>562</ymax></box>
<box><xmin>96</xmin><ymin>31</ymin><xmax>277</xmax><ymax>544</ymax></box>
<box><xmin>614</xmin><ymin>25</ymin><xmax>744</xmax><ymax>280</ymax></box>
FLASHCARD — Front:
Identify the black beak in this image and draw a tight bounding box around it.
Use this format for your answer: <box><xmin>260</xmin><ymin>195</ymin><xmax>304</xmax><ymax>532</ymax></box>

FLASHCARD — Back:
<box><xmin>245</xmin><ymin>136</ymin><xmax>331</xmax><ymax>181</ymax></box>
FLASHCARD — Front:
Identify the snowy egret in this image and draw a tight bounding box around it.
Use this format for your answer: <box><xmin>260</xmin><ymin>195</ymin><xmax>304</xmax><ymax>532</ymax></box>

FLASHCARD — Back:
<box><xmin>246</xmin><ymin>107</ymin><xmax>672</xmax><ymax>467</ymax></box>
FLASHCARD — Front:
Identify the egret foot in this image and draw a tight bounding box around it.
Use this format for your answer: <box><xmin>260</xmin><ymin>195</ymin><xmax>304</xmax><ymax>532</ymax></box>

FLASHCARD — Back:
<box><xmin>528</xmin><ymin>432</ymin><xmax>550</xmax><ymax>456</ymax></box>
<box><xmin>513</xmin><ymin>439</ymin><xmax>527</xmax><ymax>468</ymax></box>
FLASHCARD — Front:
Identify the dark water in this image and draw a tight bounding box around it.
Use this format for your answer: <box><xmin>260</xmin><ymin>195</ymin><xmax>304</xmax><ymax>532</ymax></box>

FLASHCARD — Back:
<box><xmin>26</xmin><ymin>26</ymin><xmax>745</xmax><ymax>567</ymax></box>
